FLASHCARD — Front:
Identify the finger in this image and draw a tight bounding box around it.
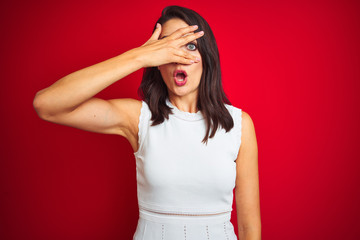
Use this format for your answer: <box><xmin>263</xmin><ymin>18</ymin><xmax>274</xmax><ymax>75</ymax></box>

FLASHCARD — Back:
<box><xmin>178</xmin><ymin>30</ymin><xmax>204</xmax><ymax>45</ymax></box>
<box><xmin>172</xmin><ymin>55</ymin><xmax>195</xmax><ymax>65</ymax></box>
<box><xmin>149</xmin><ymin>23</ymin><xmax>162</xmax><ymax>41</ymax></box>
<box><xmin>180</xmin><ymin>32</ymin><xmax>195</xmax><ymax>39</ymax></box>
<box><xmin>168</xmin><ymin>25</ymin><xmax>199</xmax><ymax>40</ymax></box>
<box><xmin>173</xmin><ymin>48</ymin><xmax>199</xmax><ymax>62</ymax></box>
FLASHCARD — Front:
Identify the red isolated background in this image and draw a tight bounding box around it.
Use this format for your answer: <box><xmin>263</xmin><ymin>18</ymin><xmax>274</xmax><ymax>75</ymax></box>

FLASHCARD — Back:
<box><xmin>1</xmin><ymin>0</ymin><xmax>359</xmax><ymax>239</ymax></box>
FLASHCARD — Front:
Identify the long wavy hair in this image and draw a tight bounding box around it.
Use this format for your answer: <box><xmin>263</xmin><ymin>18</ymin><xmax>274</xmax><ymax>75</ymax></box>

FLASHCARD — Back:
<box><xmin>138</xmin><ymin>5</ymin><xmax>234</xmax><ymax>144</ymax></box>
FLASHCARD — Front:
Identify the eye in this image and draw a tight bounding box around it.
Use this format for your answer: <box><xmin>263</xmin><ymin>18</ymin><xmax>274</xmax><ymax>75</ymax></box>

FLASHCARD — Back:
<box><xmin>186</xmin><ymin>42</ymin><xmax>197</xmax><ymax>51</ymax></box>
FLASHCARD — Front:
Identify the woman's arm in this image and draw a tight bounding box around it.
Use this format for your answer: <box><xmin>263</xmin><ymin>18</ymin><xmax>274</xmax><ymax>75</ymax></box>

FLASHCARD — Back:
<box><xmin>33</xmin><ymin>49</ymin><xmax>145</xmax><ymax>151</ymax></box>
<box><xmin>235</xmin><ymin>111</ymin><xmax>261</xmax><ymax>240</ymax></box>
<box><xmin>33</xmin><ymin>24</ymin><xmax>203</xmax><ymax>151</ymax></box>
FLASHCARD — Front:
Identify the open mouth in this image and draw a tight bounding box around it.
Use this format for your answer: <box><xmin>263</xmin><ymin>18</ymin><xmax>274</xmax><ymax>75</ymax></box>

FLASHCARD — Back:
<box><xmin>173</xmin><ymin>70</ymin><xmax>188</xmax><ymax>86</ymax></box>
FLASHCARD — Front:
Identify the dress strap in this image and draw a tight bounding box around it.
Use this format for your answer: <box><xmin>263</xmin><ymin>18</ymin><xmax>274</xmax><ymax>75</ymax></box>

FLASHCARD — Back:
<box><xmin>225</xmin><ymin>104</ymin><xmax>242</xmax><ymax>160</ymax></box>
<box><xmin>134</xmin><ymin>101</ymin><xmax>151</xmax><ymax>158</ymax></box>
<box><xmin>232</xmin><ymin>106</ymin><xmax>242</xmax><ymax>159</ymax></box>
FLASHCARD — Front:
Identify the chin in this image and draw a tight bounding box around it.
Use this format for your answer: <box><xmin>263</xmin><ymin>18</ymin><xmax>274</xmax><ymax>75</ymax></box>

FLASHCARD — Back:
<box><xmin>169</xmin><ymin>86</ymin><xmax>198</xmax><ymax>98</ymax></box>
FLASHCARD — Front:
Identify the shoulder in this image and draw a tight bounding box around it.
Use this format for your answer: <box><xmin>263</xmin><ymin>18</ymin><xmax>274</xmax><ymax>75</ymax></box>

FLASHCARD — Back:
<box><xmin>225</xmin><ymin>104</ymin><xmax>253</xmax><ymax>126</ymax></box>
<box><xmin>224</xmin><ymin>104</ymin><xmax>243</xmax><ymax>123</ymax></box>
<box><xmin>225</xmin><ymin>104</ymin><xmax>256</xmax><ymax>141</ymax></box>
<box><xmin>224</xmin><ymin>103</ymin><xmax>241</xmax><ymax>115</ymax></box>
<box><xmin>239</xmin><ymin>110</ymin><xmax>257</xmax><ymax>152</ymax></box>
<box><xmin>227</xmin><ymin>106</ymin><xmax>258</xmax><ymax>162</ymax></box>
<box><xmin>240</xmin><ymin>111</ymin><xmax>254</xmax><ymax>129</ymax></box>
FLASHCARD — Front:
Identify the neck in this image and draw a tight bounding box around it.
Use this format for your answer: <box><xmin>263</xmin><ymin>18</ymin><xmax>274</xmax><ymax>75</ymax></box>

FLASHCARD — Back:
<box><xmin>168</xmin><ymin>93</ymin><xmax>198</xmax><ymax>113</ymax></box>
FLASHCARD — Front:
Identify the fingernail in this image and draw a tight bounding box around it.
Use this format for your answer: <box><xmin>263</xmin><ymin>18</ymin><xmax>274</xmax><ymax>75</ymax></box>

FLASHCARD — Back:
<box><xmin>196</xmin><ymin>57</ymin><xmax>201</xmax><ymax>61</ymax></box>
<box><xmin>198</xmin><ymin>31</ymin><xmax>204</xmax><ymax>35</ymax></box>
<box><xmin>190</xmin><ymin>60</ymin><xmax>195</xmax><ymax>63</ymax></box>
<box><xmin>156</xmin><ymin>23</ymin><xmax>160</xmax><ymax>28</ymax></box>
<box><xmin>192</xmin><ymin>25</ymin><xmax>198</xmax><ymax>29</ymax></box>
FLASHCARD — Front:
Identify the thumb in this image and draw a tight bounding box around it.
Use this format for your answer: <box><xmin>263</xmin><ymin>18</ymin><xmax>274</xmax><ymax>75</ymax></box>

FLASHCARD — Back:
<box><xmin>149</xmin><ymin>23</ymin><xmax>162</xmax><ymax>41</ymax></box>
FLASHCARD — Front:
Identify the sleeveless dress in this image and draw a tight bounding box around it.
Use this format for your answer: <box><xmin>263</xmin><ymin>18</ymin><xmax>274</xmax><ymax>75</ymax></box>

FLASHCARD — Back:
<box><xmin>133</xmin><ymin>98</ymin><xmax>242</xmax><ymax>240</ymax></box>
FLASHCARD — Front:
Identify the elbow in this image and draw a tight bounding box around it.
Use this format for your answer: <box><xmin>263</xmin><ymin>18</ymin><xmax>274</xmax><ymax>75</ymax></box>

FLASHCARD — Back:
<box><xmin>33</xmin><ymin>91</ymin><xmax>52</xmax><ymax>121</ymax></box>
<box><xmin>238</xmin><ymin>223</ymin><xmax>262</xmax><ymax>240</ymax></box>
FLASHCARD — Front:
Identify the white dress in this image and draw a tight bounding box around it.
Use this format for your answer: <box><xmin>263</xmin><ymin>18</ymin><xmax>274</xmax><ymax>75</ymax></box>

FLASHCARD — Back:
<box><xmin>133</xmin><ymin>99</ymin><xmax>242</xmax><ymax>240</ymax></box>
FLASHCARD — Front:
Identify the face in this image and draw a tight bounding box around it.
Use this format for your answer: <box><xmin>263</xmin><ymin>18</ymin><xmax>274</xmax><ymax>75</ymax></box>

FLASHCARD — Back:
<box><xmin>158</xmin><ymin>18</ymin><xmax>203</xmax><ymax>100</ymax></box>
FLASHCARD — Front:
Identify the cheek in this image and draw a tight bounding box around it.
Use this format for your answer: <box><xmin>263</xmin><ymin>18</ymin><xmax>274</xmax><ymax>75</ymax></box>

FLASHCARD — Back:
<box><xmin>194</xmin><ymin>59</ymin><xmax>203</xmax><ymax>78</ymax></box>
<box><xmin>188</xmin><ymin>50</ymin><xmax>202</xmax><ymax>71</ymax></box>
<box><xmin>158</xmin><ymin>67</ymin><xmax>171</xmax><ymax>81</ymax></box>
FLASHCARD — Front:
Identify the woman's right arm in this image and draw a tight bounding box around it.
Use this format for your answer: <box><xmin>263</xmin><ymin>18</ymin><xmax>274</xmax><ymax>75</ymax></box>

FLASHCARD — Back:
<box><xmin>33</xmin><ymin>48</ymin><xmax>144</xmax><ymax>139</ymax></box>
<box><xmin>33</xmin><ymin>24</ymin><xmax>203</xmax><ymax>150</ymax></box>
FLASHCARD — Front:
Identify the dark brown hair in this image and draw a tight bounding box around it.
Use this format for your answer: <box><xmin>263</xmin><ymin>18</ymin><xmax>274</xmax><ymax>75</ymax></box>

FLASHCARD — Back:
<box><xmin>138</xmin><ymin>5</ymin><xmax>234</xmax><ymax>144</ymax></box>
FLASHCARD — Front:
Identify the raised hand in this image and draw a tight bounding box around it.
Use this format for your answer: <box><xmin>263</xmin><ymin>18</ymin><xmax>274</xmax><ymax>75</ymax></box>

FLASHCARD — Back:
<box><xmin>136</xmin><ymin>23</ymin><xmax>204</xmax><ymax>68</ymax></box>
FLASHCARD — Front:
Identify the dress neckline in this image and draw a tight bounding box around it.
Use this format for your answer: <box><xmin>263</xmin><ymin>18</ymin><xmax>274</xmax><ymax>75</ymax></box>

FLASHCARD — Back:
<box><xmin>165</xmin><ymin>98</ymin><xmax>204</xmax><ymax>121</ymax></box>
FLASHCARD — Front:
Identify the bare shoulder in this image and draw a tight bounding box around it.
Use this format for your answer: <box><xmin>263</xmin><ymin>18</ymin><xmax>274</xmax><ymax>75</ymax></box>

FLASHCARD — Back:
<box><xmin>239</xmin><ymin>110</ymin><xmax>258</xmax><ymax>151</ymax></box>
<box><xmin>241</xmin><ymin>110</ymin><xmax>255</xmax><ymax>132</ymax></box>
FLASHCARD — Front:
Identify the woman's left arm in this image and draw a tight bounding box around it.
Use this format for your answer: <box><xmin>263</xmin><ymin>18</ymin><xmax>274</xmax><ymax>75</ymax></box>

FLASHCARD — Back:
<box><xmin>235</xmin><ymin>111</ymin><xmax>261</xmax><ymax>240</ymax></box>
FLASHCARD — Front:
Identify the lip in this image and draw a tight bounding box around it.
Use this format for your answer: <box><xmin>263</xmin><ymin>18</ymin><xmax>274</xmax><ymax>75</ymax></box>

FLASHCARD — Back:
<box><xmin>173</xmin><ymin>69</ymin><xmax>188</xmax><ymax>86</ymax></box>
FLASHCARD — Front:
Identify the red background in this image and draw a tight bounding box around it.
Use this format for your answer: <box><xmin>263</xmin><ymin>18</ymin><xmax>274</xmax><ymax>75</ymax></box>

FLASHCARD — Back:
<box><xmin>1</xmin><ymin>0</ymin><xmax>359</xmax><ymax>239</ymax></box>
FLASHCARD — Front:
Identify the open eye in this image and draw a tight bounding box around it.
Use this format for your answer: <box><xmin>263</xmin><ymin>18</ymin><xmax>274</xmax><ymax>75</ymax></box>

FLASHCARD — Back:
<box><xmin>186</xmin><ymin>43</ymin><xmax>197</xmax><ymax>51</ymax></box>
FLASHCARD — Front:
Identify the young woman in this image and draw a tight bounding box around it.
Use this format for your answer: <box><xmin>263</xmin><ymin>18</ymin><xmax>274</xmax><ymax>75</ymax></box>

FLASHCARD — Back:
<box><xmin>33</xmin><ymin>5</ymin><xmax>261</xmax><ymax>240</ymax></box>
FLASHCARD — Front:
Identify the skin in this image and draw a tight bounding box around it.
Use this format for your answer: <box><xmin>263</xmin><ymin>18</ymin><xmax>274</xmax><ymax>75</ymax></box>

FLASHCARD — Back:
<box><xmin>33</xmin><ymin>17</ymin><xmax>261</xmax><ymax>239</ymax></box>
<box><xmin>235</xmin><ymin>113</ymin><xmax>261</xmax><ymax>239</ymax></box>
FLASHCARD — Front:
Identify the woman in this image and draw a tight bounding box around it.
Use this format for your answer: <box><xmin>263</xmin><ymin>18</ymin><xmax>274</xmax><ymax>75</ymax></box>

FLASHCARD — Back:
<box><xmin>33</xmin><ymin>5</ymin><xmax>261</xmax><ymax>240</ymax></box>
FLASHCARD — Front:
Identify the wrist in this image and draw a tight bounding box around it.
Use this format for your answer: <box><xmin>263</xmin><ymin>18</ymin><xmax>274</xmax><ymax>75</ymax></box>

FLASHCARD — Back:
<box><xmin>124</xmin><ymin>47</ymin><xmax>146</xmax><ymax>69</ymax></box>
